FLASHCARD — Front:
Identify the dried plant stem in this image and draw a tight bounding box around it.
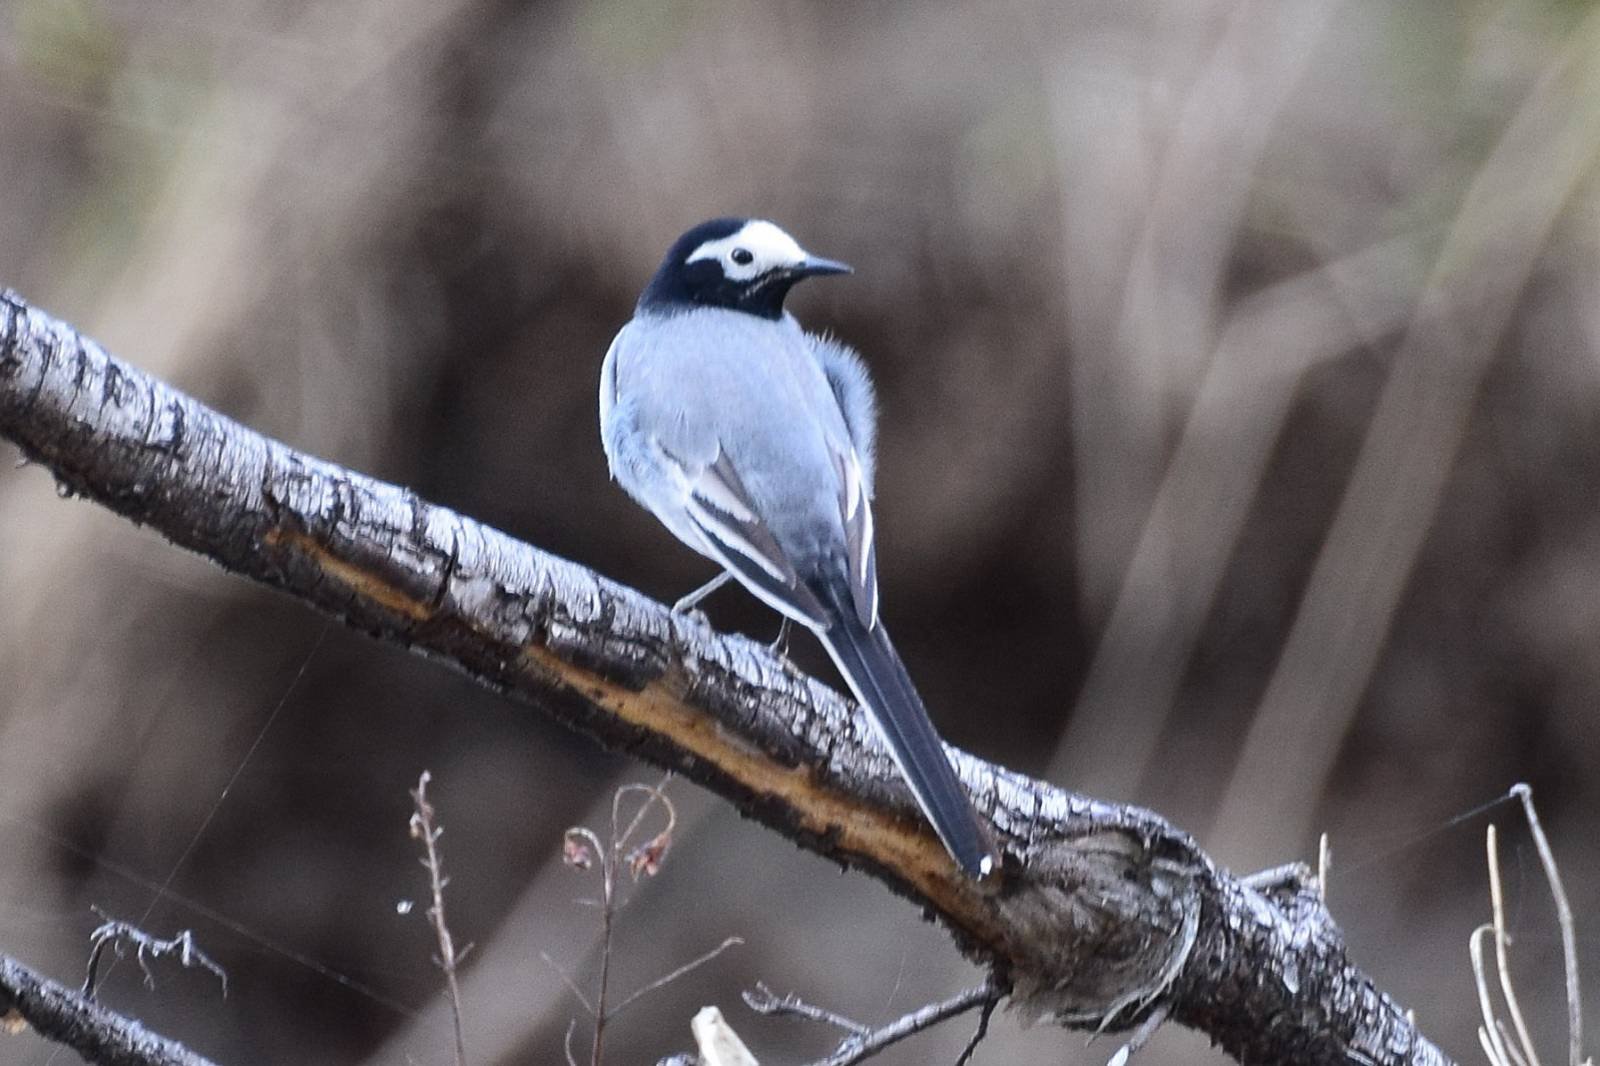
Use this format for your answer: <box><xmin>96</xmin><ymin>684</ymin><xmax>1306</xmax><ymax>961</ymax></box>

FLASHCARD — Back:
<box><xmin>955</xmin><ymin>993</ymin><xmax>1002</xmax><ymax>1066</ymax></box>
<box><xmin>564</xmin><ymin>1018</ymin><xmax>581</xmax><ymax>1066</ymax></box>
<box><xmin>1473</xmin><ymin>785</ymin><xmax>1591</xmax><ymax>1066</ymax></box>
<box><xmin>1487</xmin><ymin>826</ymin><xmax>1539</xmax><ymax>1066</ymax></box>
<box><xmin>588</xmin><ymin>785</ymin><xmax>658</xmax><ymax>1066</ymax></box>
<box><xmin>1511</xmin><ymin>784</ymin><xmax>1585</xmax><ymax>1066</ymax></box>
<box><xmin>591</xmin><ymin>859</ymin><xmax>614</xmax><ymax>1066</ymax></box>
<box><xmin>411</xmin><ymin>771</ymin><xmax>468</xmax><ymax>1066</ymax></box>
<box><xmin>555</xmin><ymin>780</ymin><xmax>725</xmax><ymax>1065</ymax></box>
<box><xmin>540</xmin><ymin>951</ymin><xmax>595</xmax><ymax>1016</ymax></box>
<box><xmin>610</xmin><ymin>937</ymin><xmax>743</xmax><ymax>1018</ymax></box>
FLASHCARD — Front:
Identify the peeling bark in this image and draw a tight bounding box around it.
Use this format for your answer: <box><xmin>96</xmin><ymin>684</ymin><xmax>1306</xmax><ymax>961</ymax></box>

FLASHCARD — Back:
<box><xmin>0</xmin><ymin>291</ymin><xmax>1454</xmax><ymax>1066</ymax></box>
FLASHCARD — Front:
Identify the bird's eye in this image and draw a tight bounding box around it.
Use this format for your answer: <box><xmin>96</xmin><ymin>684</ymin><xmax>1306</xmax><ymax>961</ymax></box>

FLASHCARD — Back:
<box><xmin>730</xmin><ymin>247</ymin><xmax>754</xmax><ymax>266</ymax></box>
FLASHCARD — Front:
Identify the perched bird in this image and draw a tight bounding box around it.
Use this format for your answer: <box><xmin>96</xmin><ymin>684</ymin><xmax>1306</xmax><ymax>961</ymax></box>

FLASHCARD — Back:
<box><xmin>599</xmin><ymin>217</ymin><xmax>997</xmax><ymax>878</ymax></box>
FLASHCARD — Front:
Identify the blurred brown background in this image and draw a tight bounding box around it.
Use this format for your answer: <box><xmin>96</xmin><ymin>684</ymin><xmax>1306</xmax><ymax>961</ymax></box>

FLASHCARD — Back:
<box><xmin>2</xmin><ymin>1</ymin><xmax>1598</xmax><ymax>1063</ymax></box>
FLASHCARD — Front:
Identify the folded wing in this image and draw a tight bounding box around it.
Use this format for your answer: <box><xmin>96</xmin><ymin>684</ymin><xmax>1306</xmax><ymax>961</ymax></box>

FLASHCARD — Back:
<box><xmin>670</xmin><ymin>444</ymin><xmax>829</xmax><ymax>627</ymax></box>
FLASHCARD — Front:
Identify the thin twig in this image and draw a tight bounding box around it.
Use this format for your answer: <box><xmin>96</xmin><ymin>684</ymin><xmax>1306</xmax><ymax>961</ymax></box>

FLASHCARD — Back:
<box><xmin>743</xmin><ymin>981</ymin><xmax>872</xmax><ymax>1035</ymax></box>
<box><xmin>552</xmin><ymin>779</ymin><xmax>710</xmax><ymax>1066</ymax></box>
<box><xmin>410</xmin><ymin>771</ymin><xmax>468</xmax><ymax>1066</ymax></box>
<box><xmin>954</xmin><ymin>991</ymin><xmax>1001</xmax><ymax>1065</ymax></box>
<box><xmin>614</xmin><ymin>778</ymin><xmax>678</xmax><ymax>885</ymax></box>
<box><xmin>1512</xmin><ymin>783</ymin><xmax>1586</xmax><ymax>1066</ymax></box>
<box><xmin>540</xmin><ymin>951</ymin><xmax>596</xmax><ymax>1016</ymax></box>
<box><xmin>82</xmin><ymin>907</ymin><xmax>227</xmax><ymax>999</ymax></box>
<box><xmin>564</xmin><ymin>1017</ymin><xmax>581</xmax><ymax>1066</ymax></box>
<box><xmin>1472</xmin><ymin>788</ymin><xmax>1591</xmax><ymax>1066</ymax></box>
<box><xmin>588</xmin><ymin>779</ymin><xmax>676</xmax><ymax>1066</ymax></box>
<box><xmin>1495</xmin><ymin>1020</ymin><xmax>1532</xmax><ymax>1066</ymax></box>
<box><xmin>611</xmin><ymin>936</ymin><xmax>744</xmax><ymax>1017</ymax></box>
<box><xmin>1487</xmin><ymin>825</ymin><xmax>1540</xmax><ymax>1066</ymax></box>
<box><xmin>1473</xmin><ymin>925</ymin><xmax>1512</xmax><ymax>1066</ymax></box>
<box><xmin>745</xmin><ymin>980</ymin><xmax>1001</xmax><ymax>1066</ymax></box>
<box><xmin>614</xmin><ymin>780</ymin><xmax>676</xmax><ymax>855</ymax></box>
<box><xmin>590</xmin><ymin>820</ymin><xmax>619</xmax><ymax>1066</ymax></box>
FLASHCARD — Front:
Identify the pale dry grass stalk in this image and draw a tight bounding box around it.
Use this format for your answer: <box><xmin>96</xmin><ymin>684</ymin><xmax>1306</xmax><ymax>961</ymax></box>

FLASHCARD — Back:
<box><xmin>1472</xmin><ymin>784</ymin><xmax>1589</xmax><ymax>1066</ymax></box>
<box><xmin>410</xmin><ymin>770</ymin><xmax>469</xmax><ymax>1066</ymax></box>
<box><xmin>1212</xmin><ymin>8</ymin><xmax>1600</xmax><ymax>868</ymax></box>
<box><xmin>1055</xmin><ymin>0</ymin><xmax>1339</xmax><ymax>626</ymax></box>
<box><xmin>1052</xmin><ymin>235</ymin><xmax>1424</xmax><ymax>798</ymax></box>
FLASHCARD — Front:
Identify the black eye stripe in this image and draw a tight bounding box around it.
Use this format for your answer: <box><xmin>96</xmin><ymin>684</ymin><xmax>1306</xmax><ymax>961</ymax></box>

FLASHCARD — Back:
<box><xmin>730</xmin><ymin>247</ymin><xmax>754</xmax><ymax>266</ymax></box>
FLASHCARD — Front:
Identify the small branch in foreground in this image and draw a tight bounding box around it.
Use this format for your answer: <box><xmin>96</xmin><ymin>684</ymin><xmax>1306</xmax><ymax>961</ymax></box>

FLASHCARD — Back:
<box><xmin>410</xmin><ymin>770</ymin><xmax>470</xmax><ymax>1066</ymax></box>
<box><xmin>741</xmin><ymin>982</ymin><xmax>869</xmax><ymax>1037</ymax></box>
<box><xmin>82</xmin><ymin>908</ymin><xmax>227</xmax><ymax>1000</ymax></box>
<box><xmin>610</xmin><ymin>937</ymin><xmax>744</xmax><ymax>1019</ymax></box>
<box><xmin>742</xmin><ymin>979</ymin><xmax>1003</xmax><ymax>1066</ymax></box>
<box><xmin>565</xmin><ymin>1018</ymin><xmax>582</xmax><ymax>1066</ymax></box>
<box><xmin>1511</xmin><ymin>784</ymin><xmax>1585</xmax><ymax>1066</ymax></box>
<box><xmin>1473</xmin><ymin>785</ymin><xmax>1590</xmax><ymax>1066</ymax></box>
<box><xmin>1</xmin><ymin>952</ymin><xmax>222</xmax><ymax>1066</ymax></box>
<box><xmin>954</xmin><ymin>993</ymin><xmax>1001</xmax><ymax>1066</ymax></box>
<box><xmin>552</xmin><ymin>780</ymin><xmax>741</xmax><ymax>1064</ymax></box>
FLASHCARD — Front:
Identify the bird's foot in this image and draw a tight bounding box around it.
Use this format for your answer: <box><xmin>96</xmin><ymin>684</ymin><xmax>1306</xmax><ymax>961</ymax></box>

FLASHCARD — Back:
<box><xmin>673</xmin><ymin>572</ymin><xmax>733</xmax><ymax>616</ymax></box>
<box><xmin>767</xmin><ymin>617</ymin><xmax>794</xmax><ymax>659</ymax></box>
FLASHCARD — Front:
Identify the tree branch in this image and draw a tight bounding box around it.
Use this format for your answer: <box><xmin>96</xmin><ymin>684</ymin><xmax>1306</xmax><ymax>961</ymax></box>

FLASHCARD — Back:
<box><xmin>1</xmin><ymin>952</ymin><xmax>221</xmax><ymax>1066</ymax></box>
<box><xmin>0</xmin><ymin>290</ymin><xmax>1455</xmax><ymax>1066</ymax></box>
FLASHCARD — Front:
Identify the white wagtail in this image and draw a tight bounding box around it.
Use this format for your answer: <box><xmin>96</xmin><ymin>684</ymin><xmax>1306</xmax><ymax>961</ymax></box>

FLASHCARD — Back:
<box><xmin>599</xmin><ymin>217</ymin><xmax>997</xmax><ymax>878</ymax></box>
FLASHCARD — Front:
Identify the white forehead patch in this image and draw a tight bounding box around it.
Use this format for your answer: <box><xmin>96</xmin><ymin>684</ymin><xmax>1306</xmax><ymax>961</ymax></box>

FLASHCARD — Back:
<box><xmin>686</xmin><ymin>220</ymin><xmax>807</xmax><ymax>282</ymax></box>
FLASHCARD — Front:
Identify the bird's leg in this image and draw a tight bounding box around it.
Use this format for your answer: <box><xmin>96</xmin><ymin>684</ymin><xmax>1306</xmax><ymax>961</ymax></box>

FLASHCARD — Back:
<box><xmin>768</xmin><ymin>617</ymin><xmax>794</xmax><ymax>658</ymax></box>
<box><xmin>673</xmin><ymin>571</ymin><xmax>733</xmax><ymax>615</ymax></box>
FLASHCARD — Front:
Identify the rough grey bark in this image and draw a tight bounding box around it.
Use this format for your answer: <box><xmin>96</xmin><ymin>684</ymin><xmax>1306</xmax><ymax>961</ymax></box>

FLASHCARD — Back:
<box><xmin>0</xmin><ymin>954</ymin><xmax>221</xmax><ymax>1066</ymax></box>
<box><xmin>0</xmin><ymin>290</ymin><xmax>1455</xmax><ymax>1066</ymax></box>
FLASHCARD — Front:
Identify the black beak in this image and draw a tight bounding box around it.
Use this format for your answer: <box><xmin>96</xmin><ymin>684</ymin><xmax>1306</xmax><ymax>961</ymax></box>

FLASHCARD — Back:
<box><xmin>794</xmin><ymin>255</ymin><xmax>853</xmax><ymax>277</ymax></box>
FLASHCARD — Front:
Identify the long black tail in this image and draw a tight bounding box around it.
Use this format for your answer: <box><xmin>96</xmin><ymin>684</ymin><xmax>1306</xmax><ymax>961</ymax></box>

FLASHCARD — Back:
<box><xmin>815</xmin><ymin>584</ymin><xmax>996</xmax><ymax>878</ymax></box>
